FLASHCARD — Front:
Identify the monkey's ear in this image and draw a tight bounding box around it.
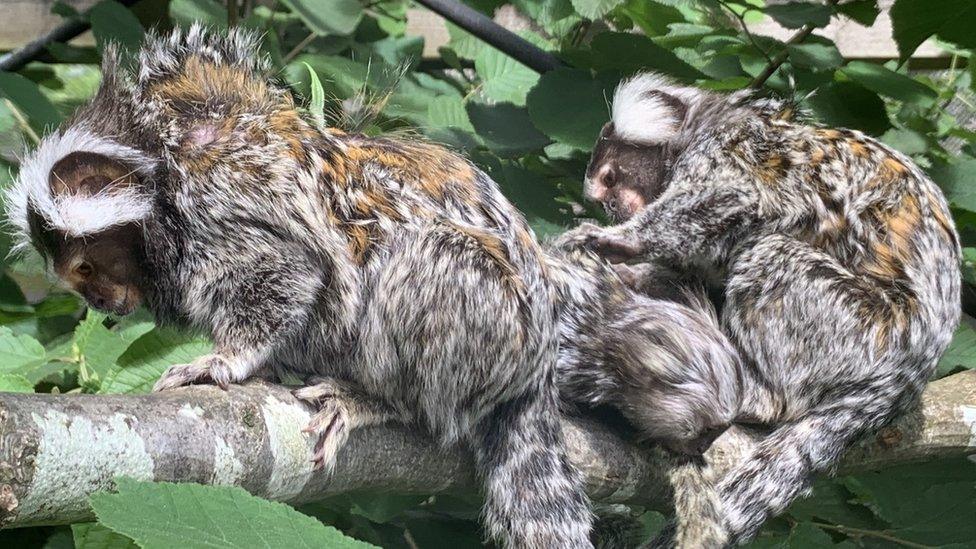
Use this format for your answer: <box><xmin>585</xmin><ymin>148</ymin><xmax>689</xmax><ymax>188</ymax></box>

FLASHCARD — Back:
<box><xmin>49</xmin><ymin>151</ymin><xmax>138</xmax><ymax>197</ymax></box>
<box><xmin>611</xmin><ymin>73</ymin><xmax>690</xmax><ymax>145</ymax></box>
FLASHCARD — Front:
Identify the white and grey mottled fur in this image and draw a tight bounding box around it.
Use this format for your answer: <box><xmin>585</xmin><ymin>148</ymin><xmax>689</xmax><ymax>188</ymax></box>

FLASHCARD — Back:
<box><xmin>561</xmin><ymin>73</ymin><xmax>962</xmax><ymax>546</ymax></box>
<box><xmin>12</xmin><ymin>27</ymin><xmax>592</xmax><ymax>547</ymax></box>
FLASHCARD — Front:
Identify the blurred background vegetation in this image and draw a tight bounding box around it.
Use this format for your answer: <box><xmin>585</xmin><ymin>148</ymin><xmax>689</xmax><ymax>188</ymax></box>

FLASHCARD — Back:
<box><xmin>0</xmin><ymin>0</ymin><xmax>975</xmax><ymax>547</ymax></box>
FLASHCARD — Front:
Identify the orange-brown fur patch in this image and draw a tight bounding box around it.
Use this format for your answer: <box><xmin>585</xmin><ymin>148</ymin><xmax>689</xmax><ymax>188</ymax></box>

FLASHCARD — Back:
<box><xmin>145</xmin><ymin>55</ymin><xmax>273</xmax><ymax>113</ymax></box>
<box><xmin>847</xmin><ymin>139</ymin><xmax>870</xmax><ymax>158</ymax></box>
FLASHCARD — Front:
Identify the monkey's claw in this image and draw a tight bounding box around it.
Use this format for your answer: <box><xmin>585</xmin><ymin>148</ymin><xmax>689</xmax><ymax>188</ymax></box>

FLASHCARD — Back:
<box><xmin>153</xmin><ymin>353</ymin><xmax>238</xmax><ymax>392</ymax></box>
<box><xmin>293</xmin><ymin>379</ymin><xmax>352</xmax><ymax>472</ymax></box>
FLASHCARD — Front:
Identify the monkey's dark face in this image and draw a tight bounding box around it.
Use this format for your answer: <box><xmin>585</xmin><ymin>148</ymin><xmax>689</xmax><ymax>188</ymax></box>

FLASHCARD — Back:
<box><xmin>585</xmin><ymin>123</ymin><xmax>670</xmax><ymax>222</ymax></box>
<box><xmin>51</xmin><ymin>225</ymin><xmax>146</xmax><ymax>316</ymax></box>
<box><xmin>31</xmin><ymin>151</ymin><xmax>149</xmax><ymax>316</ymax></box>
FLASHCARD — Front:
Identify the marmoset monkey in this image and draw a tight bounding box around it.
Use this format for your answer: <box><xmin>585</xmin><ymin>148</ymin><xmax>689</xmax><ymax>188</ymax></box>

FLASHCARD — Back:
<box><xmin>559</xmin><ymin>73</ymin><xmax>962</xmax><ymax>546</ymax></box>
<box><xmin>10</xmin><ymin>26</ymin><xmax>593</xmax><ymax>547</ymax></box>
<box><xmin>7</xmin><ymin>29</ymin><xmax>750</xmax><ymax>548</ymax></box>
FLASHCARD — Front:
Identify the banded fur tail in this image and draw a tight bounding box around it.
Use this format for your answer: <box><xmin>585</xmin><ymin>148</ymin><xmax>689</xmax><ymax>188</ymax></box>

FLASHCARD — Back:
<box><xmin>473</xmin><ymin>386</ymin><xmax>594</xmax><ymax>548</ymax></box>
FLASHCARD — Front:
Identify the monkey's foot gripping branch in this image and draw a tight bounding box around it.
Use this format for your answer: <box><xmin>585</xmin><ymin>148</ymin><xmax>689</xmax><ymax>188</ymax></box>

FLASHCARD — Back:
<box><xmin>1</xmin><ymin>372</ymin><xmax>975</xmax><ymax>529</ymax></box>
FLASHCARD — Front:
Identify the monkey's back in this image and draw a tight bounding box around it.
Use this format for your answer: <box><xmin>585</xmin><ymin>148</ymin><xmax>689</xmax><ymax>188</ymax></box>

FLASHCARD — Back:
<box><xmin>692</xmin><ymin>110</ymin><xmax>960</xmax><ymax>333</ymax></box>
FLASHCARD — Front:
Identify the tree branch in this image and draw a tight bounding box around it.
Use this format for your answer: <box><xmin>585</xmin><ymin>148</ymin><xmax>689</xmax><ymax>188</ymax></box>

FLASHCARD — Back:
<box><xmin>0</xmin><ymin>370</ymin><xmax>974</xmax><ymax>529</ymax></box>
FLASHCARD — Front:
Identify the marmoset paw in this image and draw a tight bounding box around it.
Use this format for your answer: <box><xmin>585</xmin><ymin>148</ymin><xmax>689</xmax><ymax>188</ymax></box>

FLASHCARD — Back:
<box><xmin>152</xmin><ymin>353</ymin><xmax>240</xmax><ymax>392</ymax></box>
<box><xmin>294</xmin><ymin>379</ymin><xmax>353</xmax><ymax>472</ymax></box>
<box><xmin>553</xmin><ymin>222</ymin><xmax>605</xmax><ymax>251</ymax></box>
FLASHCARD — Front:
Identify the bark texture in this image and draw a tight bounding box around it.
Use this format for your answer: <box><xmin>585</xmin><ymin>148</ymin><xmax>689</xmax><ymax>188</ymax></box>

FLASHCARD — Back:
<box><xmin>1</xmin><ymin>370</ymin><xmax>974</xmax><ymax>529</ymax></box>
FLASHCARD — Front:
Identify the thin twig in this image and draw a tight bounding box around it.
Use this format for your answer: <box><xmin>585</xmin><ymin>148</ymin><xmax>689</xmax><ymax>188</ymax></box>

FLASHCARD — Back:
<box><xmin>750</xmin><ymin>0</ymin><xmax>840</xmax><ymax>89</ymax></box>
<box><xmin>810</xmin><ymin>522</ymin><xmax>934</xmax><ymax>549</ymax></box>
<box><xmin>228</xmin><ymin>0</ymin><xmax>239</xmax><ymax>27</ymax></box>
<box><xmin>718</xmin><ymin>1</ymin><xmax>771</xmax><ymax>63</ymax></box>
<box><xmin>282</xmin><ymin>32</ymin><xmax>317</xmax><ymax>65</ymax></box>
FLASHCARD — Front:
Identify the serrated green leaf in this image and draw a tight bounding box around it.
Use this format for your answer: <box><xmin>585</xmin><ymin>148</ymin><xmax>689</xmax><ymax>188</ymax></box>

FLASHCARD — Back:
<box><xmin>891</xmin><ymin>0</ymin><xmax>976</xmax><ymax>62</ymax></box>
<box><xmin>527</xmin><ymin>68</ymin><xmax>611</xmax><ymax>151</ymax></box>
<box><xmin>281</xmin><ymin>0</ymin><xmax>364</xmax><ymax>36</ymax></box>
<box><xmin>90</xmin><ymin>479</ymin><xmax>377</xmax><ymax>548</ymax></box>
<box><xmin>475</xmin><ymin>45</ymin><xmax>540</xmax><ymax>107</ymax></box>
<box><xmin>570</xmin><ymin>0</ymin><xmax>624</xmax><ymax>20</ymax></box>
<box><xmin>0</xmin><ymin>326</ymin><xmax>46</xmax><ymax>372</ymax></box>
<box><xmin>841</xmin><ymin>61</ymin><xmax>937</xmax><ymax>107</ymax></box>
<box><xmin>0</xmin><ymin>373</ymin><xmax>33</xmax><ymax>393</ymax></box>
<box><xmin>89</xmin><ymin>0</ymin><xmax>145</xmax><ymax>52</ymax></box>
<box><xmin>169</xmin><ymin>0</ymin><xmax>228</xmax><ymax>28</ymax></box>
<box><xmin>73</xmin><ymin>523</ymin><xmax>138</xmax><ymax>549</ymax></box>
<box><xmin>99</xmin><ymin>328</ymin><xmax>211</xmax><ymax>394</ymax></box>
<box><xmin>427</xmin><ymin>96</ymin><xmax>475</xmax><ymax>132</ymax></box>
<box><xmin>445</xmin><ymin>23</ymin><xmax>486</xmax><ymax>61</ymax></box>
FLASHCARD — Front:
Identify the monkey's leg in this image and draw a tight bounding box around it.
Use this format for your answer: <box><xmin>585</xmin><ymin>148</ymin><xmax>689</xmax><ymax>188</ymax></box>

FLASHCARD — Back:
<box><xmin>293</xmin><ymin>377</ymin><xmax>401</xmax><ymax>472</ymax></box>
<box><xmin>154</xmin><ymin>251</ymin><xmax>324</xmax><ymax>392</ymax></box>
<box><xmin>370</xmin><ymin>224</ymin><xmax>594</xmax><ymax>548</ymax></box>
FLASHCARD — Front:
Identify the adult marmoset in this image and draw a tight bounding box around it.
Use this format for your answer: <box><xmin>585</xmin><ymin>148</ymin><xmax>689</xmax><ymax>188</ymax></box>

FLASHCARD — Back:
<box><xmin>9</xmin><ymin>26</ymin><xmax>594</xmax><ymax>547</ymax></box>
<box><xmin>559</xmin><ymin>73</ymin><xmax>962</xmax><ymax>546</ymax></box>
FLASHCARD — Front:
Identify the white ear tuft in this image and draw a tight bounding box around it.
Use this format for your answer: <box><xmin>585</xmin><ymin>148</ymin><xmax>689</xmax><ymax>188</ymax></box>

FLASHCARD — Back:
<box><xmin>5</xmin><ymin>126</ymin><xmax>156</xmax><ymax>248</ymax></box>
<box><xmin>611</xmin><ymin>73</ymin><xmax>686</xmax><ymax>144</ymax></box>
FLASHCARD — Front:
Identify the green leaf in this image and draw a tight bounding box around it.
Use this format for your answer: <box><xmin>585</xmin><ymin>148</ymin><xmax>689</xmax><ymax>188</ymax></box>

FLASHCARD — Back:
<box><xmin>787</xmin><ymin>41</ymin><xmax>844</xmax><ymax>70</ymax></box>
<box><xmin>840</xmin><ymin>61</ymin><xmax>937</xmax><ymax>107</ymax></box>
<box><xmin>0</xmin><ymin>326</ymin><xmax>46</xmax><ymax>372</ymax></box>
<box><xmin>52</xmin><ymin>1</ymin><xmax>81</xmax><ymax>18</ymax></box>
<box><xmin>88</xmin><ymin>0</ymin><xmax>145</xmax><ymax>52</ymax></box>
<box><xmin>427</xmin><ymin>96</ymin><xmax>475</xmax><ymax>132</ymax></box>
<box><xmin>936</xmin><ymin>316</ymin><xmax>976</xmax><ymax>376</ymax></box>
<box><xmin>891</xmin><ymin>0</ymin><xmax>976</xmax><ymax>62</ymax></box>
<box><xmin>99</xmin><ymin>328</ymin><xmax>211</xmax><ymax>394</ymax></box>
<box><xmin>0</xmin><ymin>373</ymin><xmax>33</xmax><ymax>393</ymax></box>
<box><xmin>475</xmin><ymin>43</ymin><xmax>541</xmax><ymax>107</ymax></box>
<box><xmin>527</xmin><ymin>68</ymin><xmax>612</xmax><ymax>151</ymax></box>
<box><xmin>931</xmin><ymin>158</ymin><xmax>976</xmax><ymax>213</ymax></box>
<box><xmin>445</xmin><ymin>23</ymin><xmax>486</xmax><ymax>61</ymax></box>
<box><xmin>169</xmin><ymin>0</ymin><xmax>228</xmax><ymax>28</ymax></box>
<box><xmin>764</xmin><ymin>2</ymin><xmax>833</xmax><ymax>29</ymax></box>
<box><xmin>73</xmin><ymin>523</ymin><xmax>138</xmax><ymax>549</ymax></box>
<box><xmin>73</xmin><ymin>311</ymin><xmax>151</xmax><ymax>382</ymax></box>
<box><xmin>836</xmin><ymin>0</ymin><xmax>880</xmax><ymax>26</ymax></box>
<box><xmin>494</xmin><ymin>163</ymin><xmax>575</xmax><ymax>239</ymax></box>
<box><xmin>281</xmin><ymin>0</ymin><xmax>364</xmax><ymax>36</ymax></box>
<box><xmin>90</xmin><ymin>479</ymin><xmax>377</xmax><ymax>548</ymax></box>
<box><xmin>842</xmin><ymin>458</ymin><xmax>976</xmax><ymax>546</ymax></box>
<box><xmin>587</xmin><ymin>32</ymin><xmax>707</xmax><ymax>81</ymax></box>
<box><xmin>467</xmin><ymin>102</ymin><xmax>550</xmax><ymax>157</ymax></box>
<box><xmin>570</xmin><ymin>0</ymin><xmax>624</xmax><ymax>20</ymax></box>
<box><xmin>0</xmin><ymin>72</ymin><xmax>63</xmax><ymax>134</ymax></box>
<box><xmin>303</xmin><ymin>63</ymin><xmax>326</xmax><ymax>128</ymax></box>
<box><xmin>805</xmin><ymin>81</ymin><xmax>891</xmax><ymax>136</ymax></box>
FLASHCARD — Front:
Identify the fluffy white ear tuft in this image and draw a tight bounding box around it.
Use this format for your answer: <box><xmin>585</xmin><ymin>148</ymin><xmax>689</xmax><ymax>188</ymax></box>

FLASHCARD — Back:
<box><xmin>611</xmin><ymin>72</ymin><xmax>687</xmax><ymax>144</ymax></box>
<box><xmin>5</xmin><ymin>126</ymin><xmax>156</xmax><ymax>250</ymax></box>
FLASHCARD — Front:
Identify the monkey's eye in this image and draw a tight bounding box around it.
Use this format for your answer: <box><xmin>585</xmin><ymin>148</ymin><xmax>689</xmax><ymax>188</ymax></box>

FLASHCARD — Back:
<box><xmin>75</xmin><ymin>262</ymin><xmax>93</xmax><ymax>278</ymax></box>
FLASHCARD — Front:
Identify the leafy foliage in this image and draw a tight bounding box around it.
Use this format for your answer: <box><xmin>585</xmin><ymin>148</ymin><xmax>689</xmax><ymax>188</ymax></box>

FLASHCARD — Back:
<box><xmin>0</xmin><ymin>0</ymin><xmax>975</xmax><ymax>547</ymax></box>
